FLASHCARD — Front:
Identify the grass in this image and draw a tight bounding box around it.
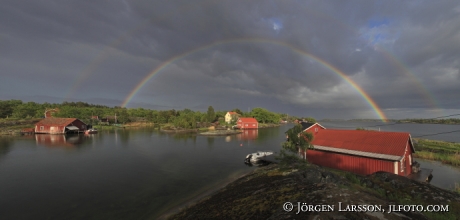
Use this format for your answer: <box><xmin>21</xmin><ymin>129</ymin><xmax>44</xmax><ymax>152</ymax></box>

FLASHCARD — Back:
<box><xmin>0</xmin><ymin>118</ymin><xmax>39</xmax><ymax>135</ymax></box>
<box><xmin>413</xmin><ymin>138</ymin><xmax>460</xmax><ymax>167</ymax></box>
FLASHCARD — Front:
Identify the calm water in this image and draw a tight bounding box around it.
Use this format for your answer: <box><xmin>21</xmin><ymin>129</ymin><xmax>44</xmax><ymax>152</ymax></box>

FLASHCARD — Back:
<box><xmin>0</xmin><ymin>123</ymin><xmax>459</xmax><ymax>219</ymax></box>
<box><xmin>0</xmin><ymin>127</ymin><xmax>287</xmax><ymax>219</ymax></box>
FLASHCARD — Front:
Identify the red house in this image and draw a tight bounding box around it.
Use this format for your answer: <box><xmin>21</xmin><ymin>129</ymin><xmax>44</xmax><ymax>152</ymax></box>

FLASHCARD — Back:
<box><xmin>299</xmin><ymin>122</ymin><xmax>326</xmax><ymax>137</ymax></box>
<box><xmin>236</xmin><ymin>118</ymin><xmax>258</xmax><ymax>129</ymax></box>
<box><xmin>301</xmin><ymin>129</ymin><xmax>415</xmax><ymax>177</ymax></box>
<box><xmin>35</xmin><ymin>118</ymin><xmax>87</xmax><ymax>134</ymax></box>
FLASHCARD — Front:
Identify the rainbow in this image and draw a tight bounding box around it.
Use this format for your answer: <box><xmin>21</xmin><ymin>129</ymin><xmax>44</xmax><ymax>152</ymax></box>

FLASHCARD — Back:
<box><xmin>377</xmin><ymin>48</ymin><xmax>441</xmax><ymax>111</ymax></box>
<box><xmin>62</xmin><ymin>1</ymin><xmax>218</xmax><ymax>102</ymax></box>
<box><xmin>66</xmin><ymin>5</ymin><xmax>440</xmax><ymax>113</ymax></box>
<box><xmin>121</xmin><ymin>38</ymin><xmax>388</xmax><ymax>122</ymax></box>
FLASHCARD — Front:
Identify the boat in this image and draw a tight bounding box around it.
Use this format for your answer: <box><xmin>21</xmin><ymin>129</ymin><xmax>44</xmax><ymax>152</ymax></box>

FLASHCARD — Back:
<box><xmin>85</xmin><ymin>128</ymin><xmax>98</xmax><ymax>134</ymax></box>
<box><xmin>244</xmin><ymin>151</ymin><xmax>274</xmax><ymax>165</ymax></box>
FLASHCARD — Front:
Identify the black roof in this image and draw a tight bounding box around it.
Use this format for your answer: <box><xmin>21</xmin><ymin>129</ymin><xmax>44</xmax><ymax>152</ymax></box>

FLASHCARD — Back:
<box><xmin>300</xmin><ymin>122</ymin><xmax>315</xmax><ymax>131</ymax></box>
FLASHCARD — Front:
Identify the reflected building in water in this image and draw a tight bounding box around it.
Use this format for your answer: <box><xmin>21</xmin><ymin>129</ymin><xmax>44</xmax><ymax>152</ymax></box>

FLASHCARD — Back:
<box><xmin>35</xmin><ymin>134</ymin><xmax>85</xmax><ymax>148</ymax></box>
<box><xmin>237</xmin><ymin>129</ymin><xmax>259</xmax><ymax>141</ymax></box>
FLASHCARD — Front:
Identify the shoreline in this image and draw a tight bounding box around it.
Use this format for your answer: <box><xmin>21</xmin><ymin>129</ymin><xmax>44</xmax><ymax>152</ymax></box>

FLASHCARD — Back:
<box><xmin>157</xmin><ymin>169</ymin><xmax>255</xmax><ymax>220</ymax></box>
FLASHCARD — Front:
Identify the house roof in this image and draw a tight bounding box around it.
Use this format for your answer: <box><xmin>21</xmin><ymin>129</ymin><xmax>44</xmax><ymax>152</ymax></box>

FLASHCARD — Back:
<box><xmin>311</xmin><ymin>129</ymin><xmax>414</xmax><ymax>158</ymax></box>
<box><xmin>228</xmin><ymin>111</ymin><xmax>238</xmax><ymax>115</ymax></box>
<box><xmin>238</xmin><ymin>117</ymin><xmax>258</xmax><ymax>123</ymax></box>
<box><xmin>36</xmin><ymin>118</ymin><xmax>83</xmax><ymax>126</ymax></box>
<box><xmin>300</xmin><ymin>122</ymin><xmax>326</xmax><ymax>131</ymax></box>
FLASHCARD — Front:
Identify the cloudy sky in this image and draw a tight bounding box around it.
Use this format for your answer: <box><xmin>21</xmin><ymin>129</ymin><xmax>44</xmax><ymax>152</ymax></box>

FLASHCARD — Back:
<box><xmin>1</xmin><ymin>0</ymin><xmax>459</xmax><ymax>120</ymax></box>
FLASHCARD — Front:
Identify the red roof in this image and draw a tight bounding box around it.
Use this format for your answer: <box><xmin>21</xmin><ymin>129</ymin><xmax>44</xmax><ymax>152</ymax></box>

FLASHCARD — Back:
<box><xmin>238</xmin><ymin>117</ymin><xmax>258</xmax><ymax>123</ymax></box>
<box><xmin>228</xmin><ymin>112</ymin><xmax>238</xmax><ymax>115</ymax></box>
<box><xmin>36</xmin><ymin>118</ymin><xmax>82</xmax><ymax>126</ymax></box>
<box><xmin>311</xmin><ymin>129</ymin><xmax>413</xmax><ymax>156</ymax></box>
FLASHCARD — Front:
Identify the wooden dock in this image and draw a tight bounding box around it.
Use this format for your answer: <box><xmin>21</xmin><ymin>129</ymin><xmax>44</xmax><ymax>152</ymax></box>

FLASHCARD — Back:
<box><xmin>407</xmin><ymin>168</ymin><xmax>433</xmax><ymax>183</ymax></box>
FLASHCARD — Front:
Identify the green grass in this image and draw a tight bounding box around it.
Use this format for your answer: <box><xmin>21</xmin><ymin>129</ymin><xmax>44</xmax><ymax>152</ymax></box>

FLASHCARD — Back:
<box><xmin>414</xmin><ymin>138</ymin><xmax>460</xmax><ymax>154</ymax></box>
<box><xmin>413</xmin><ymin>138</ymin><xmax>460</xmax><ymax>167</ymax></box>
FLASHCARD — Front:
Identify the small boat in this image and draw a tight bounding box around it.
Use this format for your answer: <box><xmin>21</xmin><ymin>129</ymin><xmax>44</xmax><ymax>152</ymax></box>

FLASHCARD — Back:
<box><xmin>244</xmin><ymin>151</ymin><xmax>274</xmax><ymax>165</ymax></box>
<box><xmin>85</xmin><ymin>128</ymin><xmax>98</xmax><ymax>134</ymax></box>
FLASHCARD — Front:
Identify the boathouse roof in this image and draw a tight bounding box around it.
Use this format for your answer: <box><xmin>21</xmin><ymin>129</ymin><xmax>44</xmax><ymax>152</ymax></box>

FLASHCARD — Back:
<box><xmin>311</xmin><ymin>129</ymin><xmax>415</xmax><ymax>159</ymax></box>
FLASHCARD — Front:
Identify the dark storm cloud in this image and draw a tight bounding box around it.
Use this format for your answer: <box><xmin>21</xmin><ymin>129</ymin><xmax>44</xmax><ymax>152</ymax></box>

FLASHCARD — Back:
<box><xmin>1</xmin><ymin>0</ymin><xmax>459</xmax><ymax>119</ymax></box>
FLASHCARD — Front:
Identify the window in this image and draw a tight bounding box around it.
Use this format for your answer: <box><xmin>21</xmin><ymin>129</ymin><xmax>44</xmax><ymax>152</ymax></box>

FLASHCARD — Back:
<box><xmin>40</xmin><ymin>126</ymin><xmax>44</xmax><ymax>130</ymax></box>
<box><xmin>315</xmin><ymin>128</ymin><xmax>318</xmax><ymax>132</ymax></box>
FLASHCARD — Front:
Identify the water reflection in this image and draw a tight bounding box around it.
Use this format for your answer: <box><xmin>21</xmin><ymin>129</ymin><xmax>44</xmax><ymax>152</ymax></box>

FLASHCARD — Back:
<box><xmin>171</xmin><ymin>133</ymin><xmax>197</xmax><ymax>145</ymax></box>
<box><xmin>35</xmin><ymin>134</ymin><xmax>87</xmax><ymax>148</ymax></box>
<box><xmin>207</xmin><ymin>137</ymin><xmax>214</xmax><ymax>148</ymax></box>
<box><xmin>0</xmin><ymin>137</ymin><xmax>13</xmax><ymax>158</ymax></box>
<box><xmin>236</xmin><ymin>129</ymin><xmax>258</xmax><ymax>141</ymax></box>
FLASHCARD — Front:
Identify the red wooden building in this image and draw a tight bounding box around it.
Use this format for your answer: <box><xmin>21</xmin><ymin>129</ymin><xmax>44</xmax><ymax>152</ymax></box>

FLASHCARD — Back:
<box><xmin>35</xmin><ymin>118</ymin><xmax>87</xmax><ymax>134</ymax></box>
<box><xmin>299</xmin><ymin>122</ymin><xmax>326</xmax><ymax>137</ymax></box>
<box><xmin>301</xmin><ymin>129</ymin><xmax>415</xmax><ymax>177</ymax></box>
<box><xmin>236</xmin><ymin>118</ymin><xmax>258</xmax><ymax>129</ymax></box>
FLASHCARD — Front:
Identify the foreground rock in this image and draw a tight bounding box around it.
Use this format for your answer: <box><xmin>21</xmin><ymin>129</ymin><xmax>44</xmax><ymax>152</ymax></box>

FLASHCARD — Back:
<box><xmin>168</xmin><ymin>164</ymin><xmax>460</xmax><ymax>220</ymax></box>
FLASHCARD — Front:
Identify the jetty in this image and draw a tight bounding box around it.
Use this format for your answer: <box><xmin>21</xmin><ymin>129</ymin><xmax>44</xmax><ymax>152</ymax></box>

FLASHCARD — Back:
<box><xmin>407</xmin><ymin>168</ymin><xmax>433</xmax><ymax>182</ymax></box>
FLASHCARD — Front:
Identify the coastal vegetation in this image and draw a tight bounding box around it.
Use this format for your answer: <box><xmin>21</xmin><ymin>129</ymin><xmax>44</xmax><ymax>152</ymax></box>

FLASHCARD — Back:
<box><xmin>277</xmin><ymin>124</ymin><xmax>313</xmax><ymax>170</ymax></box>
<box><xmin>0</xmin><ymin>99</ymin><xmax>313</xmax><ymax>133</ymax></box>
<box><xmin>413</xmin><ymin>138</ymin><xmax>460</xmax><ymax>167</ymax></box>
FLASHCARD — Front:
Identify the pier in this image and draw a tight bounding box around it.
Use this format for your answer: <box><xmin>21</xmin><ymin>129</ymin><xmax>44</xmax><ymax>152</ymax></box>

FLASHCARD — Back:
<box><xmin>407</xmin><ymin>168</ymin><xmax>433</xmax><ymax>182</ymax></box>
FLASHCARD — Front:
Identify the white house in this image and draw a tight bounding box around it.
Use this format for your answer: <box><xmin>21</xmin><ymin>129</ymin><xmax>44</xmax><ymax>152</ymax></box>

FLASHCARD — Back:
<box><xmin>225</xmin><ymin>112</ymin><xmax>239</xmax><ymax>123</ymax></box>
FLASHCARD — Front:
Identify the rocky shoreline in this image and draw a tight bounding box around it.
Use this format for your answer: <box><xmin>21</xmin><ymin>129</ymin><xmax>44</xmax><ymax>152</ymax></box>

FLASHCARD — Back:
<box><xmin>167</xmin><ymin>164</ymin><xmax>460</xmax><ymax>220</ymax></box>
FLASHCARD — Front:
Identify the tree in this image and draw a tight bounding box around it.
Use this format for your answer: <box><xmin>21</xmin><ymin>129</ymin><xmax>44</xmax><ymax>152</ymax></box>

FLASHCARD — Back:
<box><xmin>232</xmin><ymin>108</ymin><xmax>243</xmax><ymax>115</ymax></box>
<box><xmin>304</xmin><ymin>117</ymin><xmax>316</xmax><ymax>123</ymax></box>
<box><xmin>0</xmin><ymin>100</ymin><xmax>20</xmax><ymax>118</ymax></box>
<box><xmin>207</xmin><ymin>106</ymin><xmax>216</xmax><ymax>122</ymax></box>
<box><xmin>250</xmin><ymin>107</ymin><xmax>269</xmax><ymax>123</ymax></box>
<box><xmin>277</xmin><ymin>124</ymin><xmax>314</xmax><ymax>170</ymax></box>
<box><xmin>115</xmin><ymin>108</ymin><xmax>130</xmax><ymax>124</ymax></box>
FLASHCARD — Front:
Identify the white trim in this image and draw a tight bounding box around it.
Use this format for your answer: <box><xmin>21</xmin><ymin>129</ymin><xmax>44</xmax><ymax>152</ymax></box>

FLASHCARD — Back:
<box><xmin>302</xmin><ymin>123</ymin><xmax>326</xmax><ymax>132</ymax></box>
<box><xmin>400</xmin><ymin>158</ymin><xmax>405</xmax><ymax>172</ymax></box>
<box><xmin>409</xmin><ymin>154</ymin><xmax>412</xmax><ymax>165</ymax></box>
<box><xmin>394</xmin><ymin>162</ymin><xmax>398</xmax><ymax>174</ymax></box>
<box><xmin>408</xmin><ymin>134</ymin><xmax>416</xmax><ymax>153</ymax></box>
<box><xmin>313</xmin><ymin>145</ymin><xmax>403</xmax><ymax>161</ymax></box>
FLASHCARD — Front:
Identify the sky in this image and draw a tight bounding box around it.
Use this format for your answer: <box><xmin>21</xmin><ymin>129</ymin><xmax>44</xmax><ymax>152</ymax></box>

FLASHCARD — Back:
<box><xmin>1</xmin><ymin>0</ymin><xmax>459</xmax><ymax>120</ymax></box>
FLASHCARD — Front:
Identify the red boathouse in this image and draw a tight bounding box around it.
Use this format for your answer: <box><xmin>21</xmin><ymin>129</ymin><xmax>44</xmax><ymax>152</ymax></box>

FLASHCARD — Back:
<box><xmin>299</xmin><ymin>122</ymin><xmax>326</xmax><ymax>137</ymax></box>
<box><xmin>301</xmin><ymin>129</ymin><xmax>415</xmax><ymax>177</ymax></box>
<box><xmin>35</xmin><ymin>118</ymin><xmax>87</xmax><ymax>134</ymax></box>
<box><xmin>236</xmin><ymin>118</ymin><xmax>258</xmax><ymax>129</ymax></box>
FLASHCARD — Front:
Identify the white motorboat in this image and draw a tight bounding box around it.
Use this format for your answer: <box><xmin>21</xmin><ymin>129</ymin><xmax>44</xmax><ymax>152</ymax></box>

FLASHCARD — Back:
<box><xmin>244</xmin><ymin>151</ymin><xmax>274</xmax><ymax>164</ymax></box>
<box><xmin>85</xmin><ymin>128</ymin><xmax>98</xmax><ymax>134</ymax></box>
